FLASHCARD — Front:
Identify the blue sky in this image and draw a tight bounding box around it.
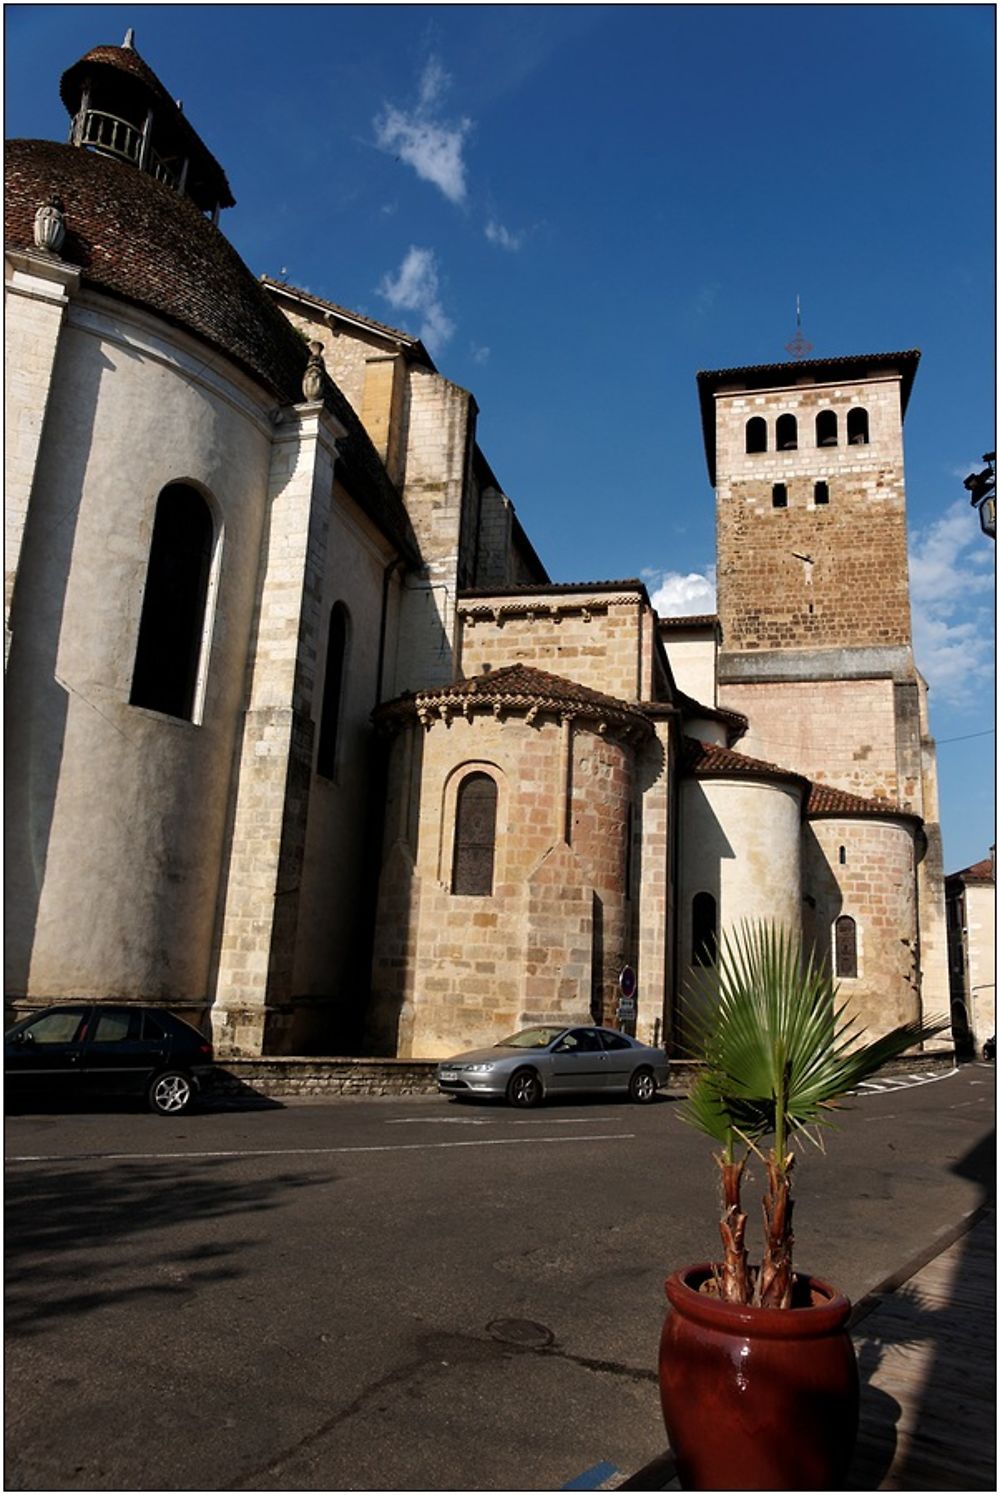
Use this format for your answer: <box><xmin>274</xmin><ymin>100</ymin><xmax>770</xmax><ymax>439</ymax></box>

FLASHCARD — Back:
<box><xmin>5</xmin><ymin>3</ymin><xmax>996</xmax><ymax>871</ymax></box>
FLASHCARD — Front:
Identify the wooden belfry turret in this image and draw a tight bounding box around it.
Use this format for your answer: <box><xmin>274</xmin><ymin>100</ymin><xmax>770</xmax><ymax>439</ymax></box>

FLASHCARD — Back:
<box><xmin>59</xmin><ymin>28</ymin><xmax>235</xmax><ymax>222</ymax></box>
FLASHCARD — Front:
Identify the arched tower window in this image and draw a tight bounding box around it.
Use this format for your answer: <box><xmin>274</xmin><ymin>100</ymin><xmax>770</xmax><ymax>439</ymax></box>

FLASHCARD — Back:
<box><xmin>847</xmin><ymin>407</ymin><xmax>870</xmax><ymax>445</ymax></box>
<box><xmin>816</xmin><ymin>410</ymin><xmax>838</xmax><ymax>447</ymax></box>
<box><xmin>316</xmin><ymin>603</ymin><xmax>349</xmax><ymax>780</ymax></box>
<box><xmin>452</xmin><ymin>773</ymin><xmax>498</xmax><ymax>896</ymax></box>
<box><xmin>834</xmin><ymin>915</ymin><xmax>858</xmax><ymax>978</ymax></box>
<box><xmin>692</xmin><ymin>892</ymin><xmax>718</xmax><ymax>966</ymax></box>
<box><xmin>130</xmin><ymin>483</ymin><xmax>213</xmax><ymax>721</ymax></box>
<box><xmin>745</xmin><ymin>416</ymin><xmax>767</xmax><ymax>454</ymax></box>
<box><xmin>775</xmin><ymin>413</ymin><xmax>798</xmax><ymax>451</ymax></box>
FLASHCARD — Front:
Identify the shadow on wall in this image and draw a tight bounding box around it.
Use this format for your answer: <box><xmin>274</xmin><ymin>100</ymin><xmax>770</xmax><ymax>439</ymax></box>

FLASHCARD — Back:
<box><xmin>801</xmin><ymin>824</ymin><xmax>844</xmax><ymax>976</ymax></box>
<box><xmin>5</xmin><ymin>345</ymin><xmax>112</xmax><ymax>996</ymax></box>
<box><xmin>674</xmin><ymin>780</ymin><xmax>732</xmax><ymax>1054</ymax></box>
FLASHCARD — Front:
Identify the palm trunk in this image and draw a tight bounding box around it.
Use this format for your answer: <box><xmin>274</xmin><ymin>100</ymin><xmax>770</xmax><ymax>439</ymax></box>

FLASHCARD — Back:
<box><xmin>716</xmin><ymin>1154</ymin><xmax>751</xmax><ymax>1304</ymax></box>
<box><xmin>756</xmin><ymin>1150</ymin><xmax>794</xmax><ymax>1308</ymax></box>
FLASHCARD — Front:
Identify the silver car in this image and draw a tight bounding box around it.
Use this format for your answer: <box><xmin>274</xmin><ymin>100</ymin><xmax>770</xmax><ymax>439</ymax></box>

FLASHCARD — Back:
<box><xmin>436</xmin><ymin>1024</ymin><xmax>669</xmax><ymax>1107</ymax></box>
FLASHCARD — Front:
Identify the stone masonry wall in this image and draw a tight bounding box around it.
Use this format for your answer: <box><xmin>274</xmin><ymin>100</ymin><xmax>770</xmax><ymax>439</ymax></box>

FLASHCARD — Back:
<box><xmin>715</xmin><ymin>377</ymin><xmax>911</xmax><ymax>654</ymax></box>
<box><xmin>803</xmin><ymin>817</ymin><xmax>920</xmax><ymax>1036</ymax></box>
<box><xmin>458</xmin><ymin>593</ymin><xmax>650</xmax><ymax>702</ymax></box>
<box><xmin>718</xmin><ymin>676</ymin><xmax>901</xmax><ymax>803</ymax></box>
<box><xmin>370</xmin><ymin>710</ymin><xmax>634</xmax><ymax>1059</ymax></box>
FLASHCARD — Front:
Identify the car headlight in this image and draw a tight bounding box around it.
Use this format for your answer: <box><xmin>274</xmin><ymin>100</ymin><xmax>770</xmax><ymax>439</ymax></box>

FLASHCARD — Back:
<box><xmin>464</xmin><ymin>1063</ymin><xmax>495</xmax><ymax>1074</ymax></box>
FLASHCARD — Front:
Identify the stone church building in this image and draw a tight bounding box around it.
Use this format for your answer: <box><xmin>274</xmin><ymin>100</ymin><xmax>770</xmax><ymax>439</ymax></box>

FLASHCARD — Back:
<box><xmin>5</xmin><ymin>36</ymin><xmax>950</xmax><ymax>1059</ymax></box>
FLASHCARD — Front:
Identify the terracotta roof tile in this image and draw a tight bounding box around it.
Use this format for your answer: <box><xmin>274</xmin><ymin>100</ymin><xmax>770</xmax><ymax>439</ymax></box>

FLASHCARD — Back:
<box><xmin>682</xmin><ymin>737</ymin><xmax>808</xmax><ymax>790</ymax></box>
<box><xmin>376</xmin><ymin>664</ymin><xmax>651</xmax><ymax>736</ymax></box>
<box><xmin>806</xmin><ymin>782</ymin><xmax>918</xmax><ymax>820</ymax></box>
<box><xmin>459</xmin><ymin>579</ymin><xmax>648</xmax><ymax>599</ymax></box>
<box><xmin>947</xmin><ymin>855</ymin><xmax>995</xmax><ymax>884</ymax></box>
<box><xmin>659</xmin><ymin>614</ymin><xmax>719</xmax><ymax>629</ymax></box>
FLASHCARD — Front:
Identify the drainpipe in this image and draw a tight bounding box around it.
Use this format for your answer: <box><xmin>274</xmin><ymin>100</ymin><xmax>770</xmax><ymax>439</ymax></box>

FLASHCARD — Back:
<box><xmin>375</xmin><ymin>557</ymin><xmax>404</xmax><ymax>707</ymax></box>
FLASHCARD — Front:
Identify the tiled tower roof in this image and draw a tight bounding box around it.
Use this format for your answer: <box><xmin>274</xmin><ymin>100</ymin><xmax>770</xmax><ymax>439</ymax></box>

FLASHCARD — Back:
<box><xmin>376</xmin><ymin>664</ymin><xmax>652</xmax><ymax>738</ymax></box>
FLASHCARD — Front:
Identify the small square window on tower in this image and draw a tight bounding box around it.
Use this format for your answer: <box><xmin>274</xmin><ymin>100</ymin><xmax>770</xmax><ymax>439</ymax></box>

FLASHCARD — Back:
<box><xmin>772</xmin><ymin>483</ymin><xmax>788</xmax><ymax>508</ymax></box>
<box><xmin>815</xmin><ymin>481</ymin><xmax>830</xmax><ymax>505</ymax></box>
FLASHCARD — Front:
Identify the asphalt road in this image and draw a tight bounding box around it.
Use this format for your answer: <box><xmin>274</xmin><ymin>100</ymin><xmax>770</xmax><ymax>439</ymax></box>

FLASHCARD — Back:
<box><xmin>4</xmin><ymin>1062</ymin><xmax>994</xmax><ymax>1491</ymax></box>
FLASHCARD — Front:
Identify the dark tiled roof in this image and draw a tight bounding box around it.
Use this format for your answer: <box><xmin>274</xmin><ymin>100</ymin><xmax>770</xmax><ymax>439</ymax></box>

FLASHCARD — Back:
<box><xmin>696</xmin><ymin>350</ymin><xmax>921</xmax><ymax>484</ymax></box>
<box><xmin>459</xmin><ymin>579</ymin><xmax>648</xmax><ymax>600</ymax></box>
<box><xmin>376</xmin><ymin>664</ymin><xmax>651</xmax><ymax>736</ymax></box>
<box><xmin>682</xmin><ymin>738</ymin><xmax>809</xmax><ymax>792</ymax></box>
<box><xmin>947</xmin><ymin>855</ymin><xmax>995</xmax><ymax>885</ymax></box>
<box><xmin>5</xmin><ymin>140</ymin><xmax>421</xmax><ymax>565</ymax></box>
<box><xmin>659</xmin><ymin>614</ymin><xmax>719</xmax><ymax>629</ymax></box>
<box><xmin>806</xmin><ymin>782</ymin><xmax>918</xmax><ymax>821</ymax></box>
<box><xmin>59</xmin><ymin>43</ymin><xmax>234</xmax><ymax>209</ymax></box>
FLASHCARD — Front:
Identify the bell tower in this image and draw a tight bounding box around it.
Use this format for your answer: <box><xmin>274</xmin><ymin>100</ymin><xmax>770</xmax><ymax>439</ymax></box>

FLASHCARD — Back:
<box><xmin>697</xmin><ymin>348</ymin><xmax>949</xmax><ymax>1020</ymax></box>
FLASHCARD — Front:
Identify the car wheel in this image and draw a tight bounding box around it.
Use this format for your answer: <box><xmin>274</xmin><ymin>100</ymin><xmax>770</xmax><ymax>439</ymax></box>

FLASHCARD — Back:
<box><xmin>148</xmin><ymin>1070</ymin><xmax>194</xmax><ymax>1115</ymax></box>
<box><xmin>507</xmin><ymin>1068</ymin><xmax>543</xmax><ymax>1108</ymax></box>
<box><xmin>628</xmin><ymin>1067</ymin><xmax>657</xmax><ymax>1104</ymax></box>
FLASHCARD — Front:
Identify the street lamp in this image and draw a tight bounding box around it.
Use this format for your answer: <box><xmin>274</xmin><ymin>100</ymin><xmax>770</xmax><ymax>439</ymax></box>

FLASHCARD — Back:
<box><xmin>963</xmin><ymin>452</ymin><xmax>996</xmax><ymax>540</ymax></box>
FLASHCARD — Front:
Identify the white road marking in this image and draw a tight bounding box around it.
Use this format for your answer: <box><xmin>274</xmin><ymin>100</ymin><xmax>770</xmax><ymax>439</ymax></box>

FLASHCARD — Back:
<box><xmin>385</xmin><ymin>1115</ymin><xmax>620</xmax><ymax>1127</ymax></box>
<box><xmin>5</xmin><ymin>1133</ymin><xmax>635</xmax><ymax>1165</ymax></box>
<box><xmin>849</xmin><ymin>1067</ymin><xmax>959</xmax><ymax>1097</ymax></box>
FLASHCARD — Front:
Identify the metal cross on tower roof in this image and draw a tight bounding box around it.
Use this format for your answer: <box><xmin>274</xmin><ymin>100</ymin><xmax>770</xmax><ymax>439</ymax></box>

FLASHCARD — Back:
<box><xmin>784</xmin><ymin>295</ymin><xmax>814</xmax><ymax>360</ymax></box>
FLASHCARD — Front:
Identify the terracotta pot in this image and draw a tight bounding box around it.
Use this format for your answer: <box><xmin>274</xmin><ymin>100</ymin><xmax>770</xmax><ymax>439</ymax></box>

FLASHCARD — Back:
<box><xmin>659</xmin><ymin>1264</ymin><xmax>859</xmax><ymax>1490</ymax></box>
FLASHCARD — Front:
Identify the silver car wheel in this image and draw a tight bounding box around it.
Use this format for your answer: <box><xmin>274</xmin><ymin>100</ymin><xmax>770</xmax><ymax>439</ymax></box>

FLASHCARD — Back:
<box><xmin>507</xmin><ymin>1068</ymin><xmax>542</xmax><ymax>1108</ymax></box>
<box><xmin>629</xmin><ymin>1067</ymin><xmax>657</xmax><ymax>1104</ymax></box>
<box><xmin>149</xmin><ymin>1071</ymin><xmax>193</xmax><ymax>1115</ymax></box>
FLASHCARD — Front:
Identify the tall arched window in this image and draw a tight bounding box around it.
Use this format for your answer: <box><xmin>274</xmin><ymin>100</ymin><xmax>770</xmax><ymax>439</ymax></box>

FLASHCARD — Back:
<box><xmin>692</xmin><ymin>891</ymin><xmax>718</xmax><ymax>966</ymax></box>
<box><xmin>745</xmin><ymin>417</ymin><xmax>767</xmax><ymax>454</ymax></box>
<box><xmin>316</xmin><ymin>603</ymin><xmax>349</xmax><ymax>780</ymax></box>
<box><xmin>130</xmin><ymin>483</ymin><xmax>213</xmax><ymax>721</ymax></box>
<box><xmin>834</xmin><ymin>915</ymin><xmax>858</xmax><ymax>978</ymax></box>
<box><xmin>847</xmin><ymin>407</ymin><xmax>869</xmax><ymax>445</ymax></box>
<box><xmin>452</xmin><ymin>773</ymin><xmax>497</xmax><ymax>895</ymax></box>
<box><xmin>775</xmin><ymin>413</ymin><xmax>798</xmax><ymax>451</ymax></box>
<box><xmin>815</xmin><ymin>410</ymin><xmax>838</xmax><ymax>447</ymax></box>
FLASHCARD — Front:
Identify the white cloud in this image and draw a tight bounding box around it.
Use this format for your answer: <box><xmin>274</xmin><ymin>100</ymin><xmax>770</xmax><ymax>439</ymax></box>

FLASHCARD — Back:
<box><xmin>645</xmin><ymin>566</ymin><xmax>717</xmax><ymax>617</ymax></box>
<box><xmin>485</xmin><ymin>219</ymin><xmax>523</xmax><ymax>252</ymax></box>
<box><xmin>378</xmin><ymin>246</ymin><xmax>454</xmax><ymax>352</ymax></box>
<box><xmin>909</xmin><ymin>499</ymin><xmax>994</xmax><ymax>708</ymax></box>
<box><xmin>471</xmin><ymin>343</ymin><xmax>491</xmax><ymax>364</ymax></box>
<box><xmin>374</xmin><ymin>58</ymin><xmax>472</xmax><ymax>205</ymax></box>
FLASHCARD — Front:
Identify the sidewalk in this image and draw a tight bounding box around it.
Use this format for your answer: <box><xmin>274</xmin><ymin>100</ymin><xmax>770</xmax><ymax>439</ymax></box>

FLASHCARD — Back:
<box><xmin>618</xmin><ymin>1207</ymin><xmax>995</xmax><ymax>1492</ymax></box>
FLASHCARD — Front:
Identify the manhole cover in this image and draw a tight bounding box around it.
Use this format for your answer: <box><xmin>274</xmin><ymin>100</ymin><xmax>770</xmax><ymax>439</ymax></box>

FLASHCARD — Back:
<box><xmin>486</xmin><ymin>1317</ymin><xmax>554</xmax><ymax>1348</ymax></box>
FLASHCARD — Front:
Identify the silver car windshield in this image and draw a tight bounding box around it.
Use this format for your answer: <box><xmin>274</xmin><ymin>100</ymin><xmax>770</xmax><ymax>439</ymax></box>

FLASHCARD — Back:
<box><xmin>495</xmin><ymin>1027</ymin><xmax>565</xmax><ymax>1049</ymax></box>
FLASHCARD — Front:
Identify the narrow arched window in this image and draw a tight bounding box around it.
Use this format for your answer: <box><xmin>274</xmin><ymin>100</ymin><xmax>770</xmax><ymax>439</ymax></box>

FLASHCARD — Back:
<box><xmin>839</xmin><ymin>845</ymin><xmax>847</xmax><ymax>864</ymax></box>
<box><xmin>130</xmin><ymin>483</ymin><xmax>213</xmax><ymax>721</ymax></box>
<box><xmin>775</xmin><ymin>413</ymin><xmax>798</xmax><ymax>451</ymax></box>
<box><xmin>815</xmin><ymin>481</ymin><xmax>830</xmax><ymax>506</ymax></box>
<box><xmin>452</xmin><ymin>773</ymin><xmax>497</xmax><ymax>895</ymax></box>
<box><xmin>847</xmin><ymin>407</ymin><xmax>869</xmax><ymax>445</ymax></box>
<box><xmin>772</xmin><ymin>483</ymin><xmax>788</xmax><ymax>509</ymax></box>
<box><xmin>834</xmin><ymin>915</ymin><xmax>858</xmax><ymax>978</ymax></box>
<box><xmin>815</xmin><ymin>410</ymin><xmax>838</xmax><ymax>447</ymax></box>
<box><xmin>692</xmin><ymin>892</ymin><xmax>717</xmax><ymax>966</ymax></box>
<box><xmin>316</xmin><ymin>603</ymin><xmax>349</xmax><ymax>780</ymax></box>
<box><xmin>745</xmin><ymin>417</ymin><xmax>767</xmax><ymax>454</ymax></box>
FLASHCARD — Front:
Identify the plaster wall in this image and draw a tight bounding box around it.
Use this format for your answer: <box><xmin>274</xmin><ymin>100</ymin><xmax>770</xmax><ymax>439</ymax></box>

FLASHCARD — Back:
<box><xmin>4</xmin><ymin>296</ymin><xmax>274</xmax><ymax>1015</ymax></box>
<box><xmin>963</xmin><ymin>882</ymin><xmax>996</xmax><ymax>1050</ymax></box>
<box><xmin>678</xmin><ymin>776</ymin><xmax>802</xmax><ymax>1018</ymax></box>
<box><xmin>660</xmin><ymin>630</ymin><xmax>717</xmax><ymax>706</ymax></box>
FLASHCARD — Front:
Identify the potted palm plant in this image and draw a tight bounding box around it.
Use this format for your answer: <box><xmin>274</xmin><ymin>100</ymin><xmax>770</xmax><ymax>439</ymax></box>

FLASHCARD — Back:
<box><xmin>659</xmin><ymin>920</ymin><xmax>946</xmax><ymax>1491</ymax></box>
